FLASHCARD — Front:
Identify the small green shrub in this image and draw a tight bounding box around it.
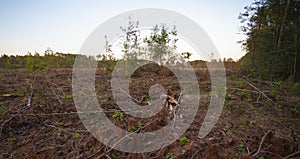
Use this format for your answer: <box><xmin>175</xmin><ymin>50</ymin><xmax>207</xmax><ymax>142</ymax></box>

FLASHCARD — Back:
<box><xmin>112</xmin><ymin>111</ymin><xmax>123</xmax><ymax>120</ymax></box>
<box><xmin>111</xmin><ymin>153</ymin><xmax>117</xmax><ymax>159</ymax></box>
<box><xmin>238</xmin><ymin>144</ymin><xmax>244</xmax><ymax>152</ymax></box>
<box><xmin>73</xmin><ymin>133</ymin><xmax>80</xmax><ymax>140</ymax></box>
<box><xmin>64</xmin><ymin>95</ymin><xmax>73</xmax><ymax>99</ymax></box>
<box><xmin>179</xmin><ymin>136</ymin><xmax>190</xmax><ymax>146</ymax></box>
<box><xmin>166</xmin><ymin>152</ymin><xmax>173</xmax><ymax>159</ymax></box>
<box><xmin>129</xmin><ymin>125</ymin><xmax>137</xmax><ymax>132</ymax></box>
<box><xmin>248</xmin><ymin>105</ymin><xmax>255</xmax><ymax>111</ymax></box>
<box><xmin>225</xmin><ymin>93</ymin><xmax>232</xmax><ymax>100</ymax></box>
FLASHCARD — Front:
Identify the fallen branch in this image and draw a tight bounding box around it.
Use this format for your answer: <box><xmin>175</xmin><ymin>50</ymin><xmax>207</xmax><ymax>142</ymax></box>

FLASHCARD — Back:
<box><xmin>45</xmin><ymin>124</ymin><xmax>88</xmax><ymax>133</ymax></box>
<box><xmin>95</xmin><ymin>118</ymin><xmax>158</xmax><ymax>158</ymax></box>
<box><xmin>46</xmin><ymin>77</ymin><xmax>66</xmax><ymax>96</ymax></box>
<box><xmin>284</xmin><ymin>151</ymin><xmax>300</xmax><ymax>159</ymax></box>
<box><xmin>51</xmin><ymin>88</ymin><xmax>63</xmax><ymax>105</ymax></box>
<box><xmin>36</xmin><ymin>145</ymin><xmax>65</xmax><ymax>154</ymax></box>
<box><xmin>191</xmin><ymin>149</ymin><xmax>201</xmax><ymax>159</ymax></box>
<box><xmin>86</xmin><ymin>145</ymin><xmax>106</xmax><ymax>159</ymax></box>
<box><xmin>118</xmin><ymin>88</ymin><xmax>142</xmax><ymax>103</ymax></box>
<box><xmin>244</xmin><ymin>79</ymin><xmax>275</xmax><ymax>104</ymax></box>
<box><xmin>27</xmin><ymin>89</ymin><xmax>34</xmax><ymax>107</ymax></box>
<box><xmin>252</xmin><ymin>130</ymin><xmax>271</xmax><ymax>157</ymax></box>
<box><xmin>230</xmin><ymin>88</ymin><xmax>260</xmax><ymax>93</ymax></box>
<box><xmin>246</xmin><ymin>147</ymin><xmax>251</xmax><ymax>155</ymax></box>
<box><xmin>177</xmin><ymin>92</ymin><xmax>183</xmax><ymax>104</ymax></box>
<box><xmin>1</xmin><ymin>88</ymin><xmax>34</xmax><ymax>134</ymax></box>
<box><xmin>0</xmin><ymin>106</ymin><xmax>29</xmax><ymax>135</ymax></box>
<box><xmin>260</xmin><ymin>150</ymin><xmax>283</xmax><ymax>158</ymax></box>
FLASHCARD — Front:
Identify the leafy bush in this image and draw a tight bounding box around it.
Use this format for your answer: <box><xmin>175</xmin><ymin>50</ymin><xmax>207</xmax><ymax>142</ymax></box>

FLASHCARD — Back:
<box><xmin>179</xmin><ymin>136</ymin><xmax>190</xmax><ymax>146</ymax></box>
<box><xmin>166</xmin><ymin>152</ymin><xmax>173</xmax><ymax>159</ymax></box>
<box><xmin>112</xmin><ymin>111</ymin><xmax>123</xmax><ymax>120</ymax></box>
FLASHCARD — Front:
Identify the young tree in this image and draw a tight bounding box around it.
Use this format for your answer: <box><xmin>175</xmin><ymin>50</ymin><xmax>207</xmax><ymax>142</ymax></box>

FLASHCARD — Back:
<box><xmin>144</xmin><ymin>24</ymin><xmax>180</xmax><ymax>65</ymax></box>
<box><xmin>97</xmin><ymin>35</ymin><xmax>115</xmax><ymax>61</ymax></box>
<box><xmin>120</xmin><ymin>17</ymin><xmax>142</xmax><ymax>60</ymax></box>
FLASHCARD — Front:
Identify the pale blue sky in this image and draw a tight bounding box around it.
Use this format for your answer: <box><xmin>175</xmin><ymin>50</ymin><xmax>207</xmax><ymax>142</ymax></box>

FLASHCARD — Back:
<box><xmin>0</xmin><ymin>0</ymin><xmax>252</xmax><ymax>60</ymax></box>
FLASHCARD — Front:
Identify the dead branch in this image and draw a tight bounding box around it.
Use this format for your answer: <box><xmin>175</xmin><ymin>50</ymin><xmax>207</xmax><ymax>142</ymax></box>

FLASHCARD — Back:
<box><xmin>27</xmin><ymin>89</ymin><xmax>34</xmax><ymax>107</ymax></box>
<box><xmin>230</xmin><ymin>88</ymin><xmax>260</xmax><ymax>93</ymax></box>
<box><xmin>45</xmin><ymin>124</ymin><xmax>88</xmax><ymax>133</ymax></box>
<box><xmin>252</xmin><ymin>130</ymin><xmax>271</xmax><ymax>157</ymax></box>
<box><xmin>244</xmin><ymin>79</ymin><xmax>275</xmax><ymax>104</ymax></box>
<box><xmin>118</xmin><ymin>88</ymin><xmax>142</xmax><ymax>103</ymax></box>
<box><xmin>177</xmin><ymin>92</ymin><xmax>183</xmax><ymax>104</ymax></box>
<box><xmin>95</xmin><ymin>118</ymin><xmax>159</xmax><ymax>158</ymax></box>
<box><xmin>246</xmin><ymin>147</ymin><xmax>251</xmax><ymax>155</ymax></box>
<box><xmin>46</xmin><ymin>77</ymin><xmax>66</xmax><ymax>96</ymax></box>
<box><xmin>0</xmin><ymin>106</ymin><xmax>28</xmax><ymax>134</ymax></box>
<box><xmin>218</xmin><ymin>129</ymin><xmax>226</xmax><ymax>136</ymax></box>
<box><xmin>104</xmin><ymin>154</ymin><xmax>112</xmax><ymax>159</ymax></box>
<box><xmin>36</xmin><ymin>145</ymin><xmax>65</xmax><ymax>154</ymax></box>
<box><xmin>230</xmin><ymin>87</ymin><xmax>265</xmax><ymax>103</ymax></box>
<box><xmin>257</xmin><ymin>93</ymin><xmax>262</xmax><ymax>103</ymax></box>
<box><xmin>191</xmin><ymin>149</ymin><xmax>201</xmax><ymax>159</ymax></box>
<box><xmin>51</xmin><ymin>88</ymin><xmax>63</xmax><ymax>105</ymax></box>
<box><xmin>259</xmin><ymin>150</ymin><xmax>283</xmax><ymax>158</ymax></box>
<box><xmin>86</xmin><ymin>145</ymin><xmax>106</xmax><ymax>159</ymax></box>
<box><xmin>284</xmin><ymin>151</ymin><xmax>300</xmax><ymax>159</ymax></box>
<box><xmin>1</xmin><ymin>88</ymin><xmax>34</xmax><ymax>134</ymax></box>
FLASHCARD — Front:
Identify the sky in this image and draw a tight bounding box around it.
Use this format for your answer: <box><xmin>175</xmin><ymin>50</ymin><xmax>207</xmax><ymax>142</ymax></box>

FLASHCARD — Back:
<box><xmin>0</xmin><ymin>0</ymin><xmax>252</xmax><ymax>61</ymax></box>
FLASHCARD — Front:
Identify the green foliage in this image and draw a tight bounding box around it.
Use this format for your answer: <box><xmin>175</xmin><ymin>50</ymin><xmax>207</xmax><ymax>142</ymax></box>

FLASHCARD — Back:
<box><xmin>0</xmin><ymin>105</ymin><xmax>6</xmax><ymax>116</ymax></box>
<box><xmin>112</xmin><ymin>111</ymin><xmax>123</xmax><ymax>120</ymax></box>
<box><xmin>179</xmin><ymin>136</ymin><xmax>190</xmax><ymax>146</ymax></box>
<box><xmin>97</xmin><ymin>35</ymin><xmax>115</xmax><ymax>61</ymax></box>
<box><xmin>132</xmin><ymin>69</ymin><xmax>142</xmax><ymax>77</ymax></box>
<box><xmin>73</xmin><ymin>133</ymin><xmax>80</xmax><ymax>140</ymax></box>
<box><xmin>269</xmin><ymin>84</ymin><xmax>280</xmax><ymax>96</ymax></box>
<box><xmin>0</xmin><ymin>52</ymin><xmax>81</xmax><ymax>70</ymax></box>
<box><xmin>9</xmin><ymin>137</ymin><xmax>17</xmax><ymax>145</ymax></box>
<box><xmin>116</xmin><ymin>17</ymin><xmax>182</xmax><ymax>67</ymax></box>
<box><xmin>116</xmin><ymin>17</ymin><xmax>143</xmax><ymax>62</ymax></box>
<box><xmin>249</xmin><ymin>105</ymin><xmax>255</xmax><ymax>111</ymax></box>
<box><xmin>111</xmin><ymin>153</ymin><xmax>117</xmax><ymax>159</ymax></box>
<box><xmin>237</xmin><ymin>143</ymin><xmax>244</xmax><ymax>152</ymax></box>
<box><xmin>144</xmin><ymin>24</ymin><xmax>180</xmax><ymax>65</ymax></box>
<box><xmin>129</xmin><ymin>125</ymin><xmax>137</xmax><ymax>132</ymax></box>
<box><xmin>166</xmin><ymin>152</ymin><xmax>173</xmax><ymax>159</ymax></box>
<box><xmin>137</xmin><ymin>121</ymin><xmax>142</xmax><ymax>128</ymax></box>
<box><xmin>25</xmin><ymin>53</ymin><xmax>47</xmax><ymax>71</ymax></box>
<box><xmin>226</xmin><ymin>130</ymin><xmax>232</xmax><ymax>137</ymax></box>
<box><xmin>290</xmin><ymin>82</ymin><xmax>300</xmax><ymax>94</ymax></box>
<box><xmin>238</xmin><ymin>0</ymin><xmax>300</xmax><ymax>82</ymax></box>
<box><xmin>64</xmin><ymin>95</ymin><xmax>73</xmax><ymax>99</ymax></box>
<box><xmin>225</xmin><ymin>93</ymin><xmax>232</xmax><ymax>100</ymax></box>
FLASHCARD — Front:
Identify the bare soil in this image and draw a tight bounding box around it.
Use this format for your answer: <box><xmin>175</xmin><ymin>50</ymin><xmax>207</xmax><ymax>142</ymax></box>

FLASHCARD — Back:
<box><xmin>0</xmin><ymin>68</ymin><xmax>299</xmax><ymax>159</ymax></box>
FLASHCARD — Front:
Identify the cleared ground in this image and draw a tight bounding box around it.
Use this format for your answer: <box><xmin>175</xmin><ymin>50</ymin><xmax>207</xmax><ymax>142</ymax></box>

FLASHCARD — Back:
<box><xmin>0</xmin><ymin>68</ymin><xmax>299</xmax><ymax>159</ymax></box>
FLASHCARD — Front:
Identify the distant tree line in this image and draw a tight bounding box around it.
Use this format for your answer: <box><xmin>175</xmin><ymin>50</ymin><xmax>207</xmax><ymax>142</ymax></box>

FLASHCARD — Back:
<box><xmin>238</xmin><ymin>0</ymin><xmax>300</xmax><ymax>82</ymax></box>
<box><xmin>0</xmin><ymin>52</ymin><xmax>237</xmax><ymax>71</ymax></box>
<box><xmin>0</xmin><ymin>52</ymin><xmax>79</xmax><ymax>71</ymax></box>
<box><xmin>189</xmin><ymin>58</ymin><xmax>237</xmax><ymax>71</ymax></box>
